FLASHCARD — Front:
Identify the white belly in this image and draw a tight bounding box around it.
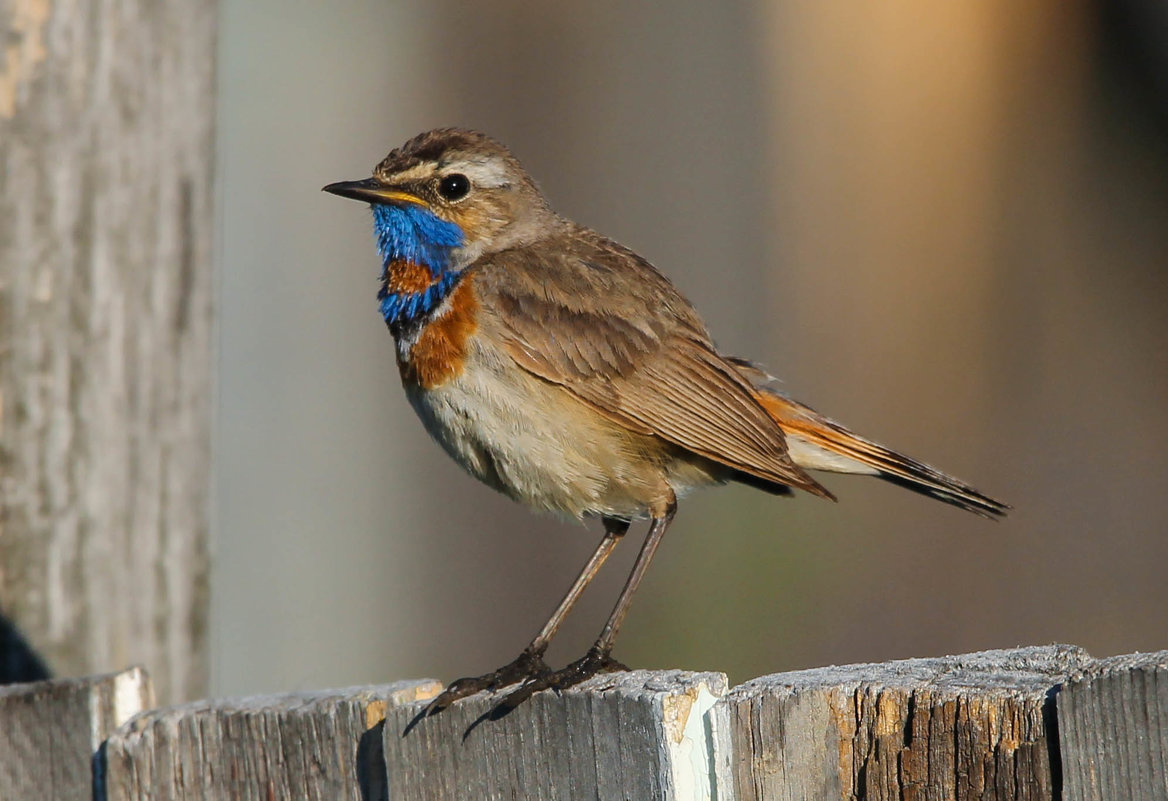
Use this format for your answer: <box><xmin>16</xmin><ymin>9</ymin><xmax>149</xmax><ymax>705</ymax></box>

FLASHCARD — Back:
<box><xmin>402</xmin><ymin>346</ymin><xmax>687</xmax><ymax>519</ymax></box>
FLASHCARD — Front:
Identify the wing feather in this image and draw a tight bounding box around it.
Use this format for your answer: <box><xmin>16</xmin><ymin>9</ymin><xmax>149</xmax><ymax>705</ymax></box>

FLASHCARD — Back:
<box><xmin>473</xmin><ymin>227</ymin><xmax>832</xmax><ymax>499</ymax></box>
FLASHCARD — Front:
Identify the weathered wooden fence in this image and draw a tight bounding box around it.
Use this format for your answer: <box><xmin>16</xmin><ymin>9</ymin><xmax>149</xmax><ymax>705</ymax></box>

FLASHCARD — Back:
<box><xmin>0</xmin><ymin>645</ymin><xmax>1164</xmax><ymax>800</ymax></box>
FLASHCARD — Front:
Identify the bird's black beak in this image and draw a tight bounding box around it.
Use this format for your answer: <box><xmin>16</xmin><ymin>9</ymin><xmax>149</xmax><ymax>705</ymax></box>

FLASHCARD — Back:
<box><xmin>322</xmin><ymin>178</ymin><xmax>428</xmax><ymax>207</ymax></box>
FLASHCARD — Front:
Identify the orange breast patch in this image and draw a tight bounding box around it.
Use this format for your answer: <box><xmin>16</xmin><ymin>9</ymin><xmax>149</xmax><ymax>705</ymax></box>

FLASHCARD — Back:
<box><xmin>399</xmin><ymin>279</ymin><xmax>478</xmax><ymax>390</ymax></box>
<box><xmin>385</xmin><ymin>259</ymin><xmax>437</xmax><ymax>294</ymax></box>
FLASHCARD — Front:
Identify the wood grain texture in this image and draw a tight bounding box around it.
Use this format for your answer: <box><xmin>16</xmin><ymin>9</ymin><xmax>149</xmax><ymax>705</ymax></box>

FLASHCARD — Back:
<box><xmin>98</xmin><ymin>679</ymin><xmax>440</xmax><ymax>801</ymax></box>
<box><xmin>716</xmin><ymin>645</ymin><xmax>1092</xmax><ymax>801</ymax></box>
<box><xmin>0</xmin><ymin>1</ymin><xmax>217</xmax><ymax>703</ymax></box>
<box><xmin>384</xmin><ymin>670</ymin><xmax>727</xmax><ymax>801</ymax></box>
<box><xmin>1059</xmin><ymin>650</ymin><xmax>1168</xmax><ymax>801</ymax></box>
<box><xmin>0</xmin><ymin>667</ymin><xmax>151</xmax><ymax>801</ymax></box>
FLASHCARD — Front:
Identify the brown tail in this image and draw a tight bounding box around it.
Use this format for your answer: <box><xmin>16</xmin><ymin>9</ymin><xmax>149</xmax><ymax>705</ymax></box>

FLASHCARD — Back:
<box><xmin>731</xmin><ymin>359</ymin><xmax>1009</xmax><ymax>518</ymax></box>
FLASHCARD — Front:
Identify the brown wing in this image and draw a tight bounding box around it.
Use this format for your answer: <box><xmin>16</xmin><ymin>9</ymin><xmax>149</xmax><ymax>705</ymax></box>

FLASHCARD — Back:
<box><xmin>473</xmin><ymin>226</ymin><xmax>833</xmax><ymax>499</ymax></box>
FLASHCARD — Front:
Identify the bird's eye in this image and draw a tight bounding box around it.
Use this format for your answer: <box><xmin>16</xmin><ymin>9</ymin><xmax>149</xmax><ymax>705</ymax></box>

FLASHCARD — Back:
<box><xmin>438</xmin><ymin>173</ymin><xmax>471</xmax><ymax>201</ymax></box>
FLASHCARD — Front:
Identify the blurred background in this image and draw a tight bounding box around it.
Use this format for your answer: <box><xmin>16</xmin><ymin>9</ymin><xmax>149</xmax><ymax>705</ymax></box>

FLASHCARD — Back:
<box><xmin>212</xmin><ymin>0</ymin><xmax>1168</xmax><ymax>697</ymax></box>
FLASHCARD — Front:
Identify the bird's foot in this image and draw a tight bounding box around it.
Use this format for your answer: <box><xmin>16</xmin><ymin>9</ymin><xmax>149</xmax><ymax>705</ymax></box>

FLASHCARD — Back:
<box><xmin>488</xmin><ymin>646</ymin><xmax>628</xmax><ymax>719</ymax></box>
<box><xmin>417</xmin><ymin>647</ymin><xmax>551</xmax><ymax>721</ymax></box>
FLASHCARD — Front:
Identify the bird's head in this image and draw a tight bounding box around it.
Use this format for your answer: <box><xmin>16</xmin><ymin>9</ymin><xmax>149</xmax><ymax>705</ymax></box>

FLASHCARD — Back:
<box><xmin>324</xmin><ymin>128</ymin><xmax>559</xmax><ymax>275</ymax></box>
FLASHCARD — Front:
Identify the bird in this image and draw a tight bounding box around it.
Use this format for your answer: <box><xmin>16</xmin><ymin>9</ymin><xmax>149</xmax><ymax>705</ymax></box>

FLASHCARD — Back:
<box><xmin>323</xmin><ymin>127</ymin><xmax>1008</xmax><ymax>722</ymax></box>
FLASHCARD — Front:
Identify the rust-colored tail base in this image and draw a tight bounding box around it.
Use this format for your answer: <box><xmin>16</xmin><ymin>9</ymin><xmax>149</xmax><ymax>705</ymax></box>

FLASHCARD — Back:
<box><xmin>731</xmin><ymin>359</ymin><xmax>1009</xmax><ymax>518</ymax></box>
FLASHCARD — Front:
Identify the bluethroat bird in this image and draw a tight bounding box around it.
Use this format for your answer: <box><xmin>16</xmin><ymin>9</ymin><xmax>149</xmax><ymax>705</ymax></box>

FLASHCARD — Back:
<box><xmin>323</xmin><ymin>128</ymin><xmax>1008</xmax><ymax>722</ymax></box>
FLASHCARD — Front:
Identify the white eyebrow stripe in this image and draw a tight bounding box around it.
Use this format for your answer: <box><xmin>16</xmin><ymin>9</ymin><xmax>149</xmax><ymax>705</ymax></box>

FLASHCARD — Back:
<box><xmin>443</xmin><ymin>158</ymin><xmax>511</xmax><ymax>188</ymax></box>
<box><xmin>379</xmin><ymin>156</ymin><xmax>510</xmax><ymax>189</ymax></box>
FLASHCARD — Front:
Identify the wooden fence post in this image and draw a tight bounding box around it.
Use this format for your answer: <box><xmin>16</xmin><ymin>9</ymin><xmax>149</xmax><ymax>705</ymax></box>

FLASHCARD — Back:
<box><xmin>715</xmin><ymin>645</ymin><xmax>1092</xmax><ymax>800</ymax></box>
<box><xmin>384</xmin><ymin>670</ymin><xmax>728</xmax><ymax>801</ymax></box>
<box><xmin>0</xmin><ymin>0</ymin><xmax>216</xmax><ymax>703</ymax></box>
<box><xmin>0</xmin><ymin>668</ymin><xmax>151</xmax><ymax>801</ymax></box>
<box><xmin>98</xmin><ymin>680</ymin><xmax>440</xmax><ymax>801</ymax></box>
<box><xmin>1059</xmin><ymin>650</ymin><xmax>1168</xmax><ymax>801</ymax></box>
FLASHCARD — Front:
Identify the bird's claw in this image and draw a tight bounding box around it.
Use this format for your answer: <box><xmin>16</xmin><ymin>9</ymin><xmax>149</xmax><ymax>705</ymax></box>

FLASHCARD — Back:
<box><xmin>488</xmin><ymin>647</ymin><xmax>628</xmax><ymax>719</ymax></box>
<box><xmin>417</xmin><ymin>648</ymin><xmax>551</xmax><ymax>720</ymax></box>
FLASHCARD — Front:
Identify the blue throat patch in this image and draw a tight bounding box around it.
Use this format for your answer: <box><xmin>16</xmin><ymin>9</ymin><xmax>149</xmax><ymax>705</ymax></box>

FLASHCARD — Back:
<box><xmin>377</xmin><ymin>270</ymin><xmax>462</xmax><ymax>326</ymax></box>
<box><xmin>371</xmin><ymin>203</ymin><xmax>466</xmax><ymax>327</ymax></box>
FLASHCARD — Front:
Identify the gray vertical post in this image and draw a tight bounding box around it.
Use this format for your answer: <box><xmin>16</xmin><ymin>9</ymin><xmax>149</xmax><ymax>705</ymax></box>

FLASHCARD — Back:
<box><xmin>1060</xmin><ymin>651</ymin><xmax>1168</xmax><ymax>801</ymax></box>
<box><xmin>0</xmin><ymin>668</ymin><xmax>151</xmax><ymax>801</ymax></box>
<box><xmin>0</xmin><ymin>1</ymin><xmax>217</xmax><ymax>703</ymax></box>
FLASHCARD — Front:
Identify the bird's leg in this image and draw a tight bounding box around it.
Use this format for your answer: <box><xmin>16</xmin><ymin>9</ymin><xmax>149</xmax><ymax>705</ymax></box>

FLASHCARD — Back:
<box><xmin>418</xmin><ymin>517</ymin><xmax>630</xmax><ymax>718</ymax></box>
<box><xmin>492</xmin><ymin>500</ymin><xmax>677</xmax><ymax>716</ymax></box>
